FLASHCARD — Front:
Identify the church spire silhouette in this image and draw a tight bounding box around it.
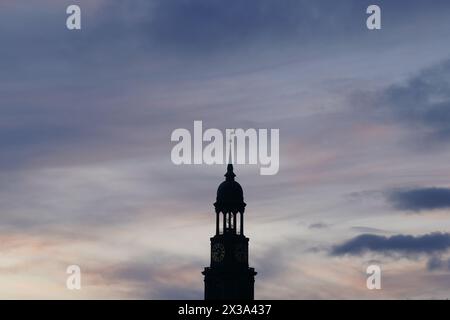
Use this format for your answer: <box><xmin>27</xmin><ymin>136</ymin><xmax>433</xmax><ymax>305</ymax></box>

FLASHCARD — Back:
<box><xmin>225</xmin><ymin>129</ymin><xmax>235</xmax><ymax>176</ymax></box>
<box><xmin>202</xmin><ymin>162</ymin><xmax>257</xmax><ymax>300</ymax></box>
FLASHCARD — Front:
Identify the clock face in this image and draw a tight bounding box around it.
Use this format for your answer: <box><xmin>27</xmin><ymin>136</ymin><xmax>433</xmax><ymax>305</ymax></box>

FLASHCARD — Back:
<box><xmin>211</xmin><ymin>243</ymin><xmax>225</xmax><ymax>262</ymax></box>
<box><xmin>234</xmin><ymin>243</ymin><xmax>247</xmax><ymax>263</ymax></box>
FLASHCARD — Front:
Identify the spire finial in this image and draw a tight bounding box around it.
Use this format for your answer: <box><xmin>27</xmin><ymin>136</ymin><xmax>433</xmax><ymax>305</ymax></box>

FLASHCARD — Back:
<box><xmin>227</xmin><ymin>130</ymin><xmax>234</xmax><ymax>165</ymax></box>
<box><xmin>225</xmin><ymin>131</ymin><xmax>236</xmax><ymax>180</ymax></box>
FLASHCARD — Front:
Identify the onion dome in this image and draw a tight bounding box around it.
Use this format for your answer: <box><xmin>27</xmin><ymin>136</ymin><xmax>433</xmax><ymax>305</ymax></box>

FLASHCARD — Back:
<box><xmin>214</xmin><ymin>164</ymin><xmax>246</xmax><ymax>214</ymax></box>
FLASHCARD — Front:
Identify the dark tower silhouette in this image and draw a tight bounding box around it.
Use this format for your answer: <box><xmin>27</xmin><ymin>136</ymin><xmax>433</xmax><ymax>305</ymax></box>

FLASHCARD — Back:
<box><xmin>202</xmin><ymin>164</ymin><xmax>257</xmax><ymax>300</ymax></box>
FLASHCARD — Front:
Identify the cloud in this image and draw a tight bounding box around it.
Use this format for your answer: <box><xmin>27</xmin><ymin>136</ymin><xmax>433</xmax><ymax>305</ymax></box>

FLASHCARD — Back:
<box><xmin>127</xmin><ymin>0</ymin><xmax>450</xmax><ymax>53</ymax></box>
<box><xmin>427</xmin><ymin>256</ymin><xmax>450</xmax><ymax>271</ymax></box>
<box><xmin>331</xmin><ymin>232</ymin><xmax>450</xmax><ymax>256</ymax></box>
<box><xmin>7</xmin><ymin>0</ymin><xmax>449</xmax><ymax>62</ymax></box>
<box><xmin>388</xmin><ymin>187</ymin><xmax>450</xmax><ymax>212</ymax></box>
<box><xmin>143</xmin><ymin>0</ymin><xmax>365</xmax><ymax>52</ymax></box>
<box><xmin>350</xmin><ymin>226</ymin><xmax>387</xmax><ymax>234</ymax></box>
<box><xmin>309</xmin><ymin>222</ymin><xmax>329</xmax><ymax>229</ymax></box>
<box><xmin>93</xmin><ymin>253</ymin><xmax>204</xmax><ymax>299</ymax></box>
<box><xmin>361</xmin><ymin>59</ymin><xmax>450</xmax><ymax>144</ymax></box>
